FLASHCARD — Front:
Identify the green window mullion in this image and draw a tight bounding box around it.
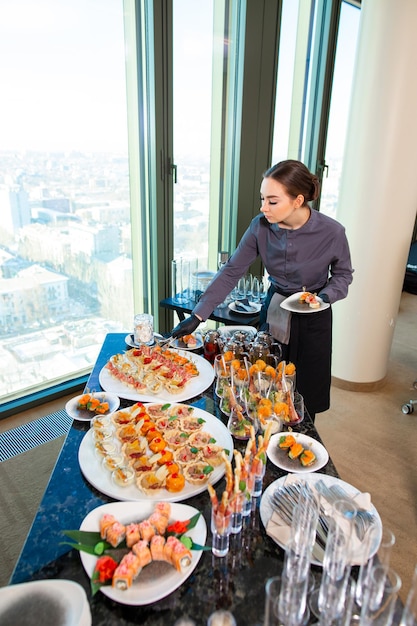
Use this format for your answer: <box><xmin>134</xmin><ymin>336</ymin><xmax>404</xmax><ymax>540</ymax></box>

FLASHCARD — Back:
<box><xmin>302</xmin><ymin>0</ymin><xmax>341</xmax><ymax>196</ymax></box>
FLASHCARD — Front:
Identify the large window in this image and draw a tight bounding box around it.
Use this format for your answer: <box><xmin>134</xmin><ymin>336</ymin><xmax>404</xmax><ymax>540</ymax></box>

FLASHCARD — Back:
<box><xmin>172</xmin><ymin>0</ymin><xmax>214</xmax><ymax>270</ymax></box>
<box><xmin>271</xmin><ymin>0</ymin><xmax>361</xmax><ymax>213</ymax></box>
<box><xmin>320</xmin><ymin>1</ymin><xmax>361</xmax><ymax>218</ymax></box>
<box><xmin>0</xmin><ymin>0</ymin><xmax>132</xmax><ymax>403</ymax></box>
<box><xmin>1</xmin><ymin>0</ymin><xmax>361</xmax><ymax>409</ymax></box>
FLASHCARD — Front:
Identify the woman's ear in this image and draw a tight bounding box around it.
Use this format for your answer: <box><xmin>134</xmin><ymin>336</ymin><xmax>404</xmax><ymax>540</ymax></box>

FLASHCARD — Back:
<box><xmin>295</xmin><ymin>194</ymin><xmax>305</xmax><ymax>208</ymax></box>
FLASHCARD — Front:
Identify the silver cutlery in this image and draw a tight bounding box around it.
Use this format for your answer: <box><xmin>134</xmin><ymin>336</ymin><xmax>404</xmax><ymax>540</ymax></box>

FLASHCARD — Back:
<box><xmin>271</xmin><ymin>483</ymin><xmax>328</xmax><ymax>551</ymax></box>
<box><xmin>315</xmin><ymin>479</ymin><xmax>375</xmax><ymax>541</ymax></box>
<box><xmin>155</xmin><ymin>335</ymin><xmax>175</xmax><ymax>350</ymax></box>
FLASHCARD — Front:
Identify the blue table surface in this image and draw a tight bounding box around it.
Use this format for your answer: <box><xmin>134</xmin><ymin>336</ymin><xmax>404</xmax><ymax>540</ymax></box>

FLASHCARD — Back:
<box><xmin>11</xmin><ymin>333</ymin><xmax>398</xmax><ymax>626</ymax></box>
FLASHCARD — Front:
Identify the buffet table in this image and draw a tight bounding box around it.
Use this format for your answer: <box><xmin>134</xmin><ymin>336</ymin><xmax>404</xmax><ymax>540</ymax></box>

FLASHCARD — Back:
<box><xmin>7</xmin><ymin>333</ymin><xmax>374</xmax><ymax>625</ymax></box>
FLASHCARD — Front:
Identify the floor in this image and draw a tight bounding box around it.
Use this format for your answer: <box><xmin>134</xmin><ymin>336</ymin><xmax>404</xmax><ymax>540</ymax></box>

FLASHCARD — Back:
<box><xmin>1</xmin><ymin>291</ymin><xmax>416</xmax><ymax>601</ymax></box>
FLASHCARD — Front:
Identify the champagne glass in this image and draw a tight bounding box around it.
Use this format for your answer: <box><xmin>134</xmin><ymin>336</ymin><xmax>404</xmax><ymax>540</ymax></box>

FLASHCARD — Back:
<box><xmin>360</xmin><ymin>565</ymin><xmax>401</xmax><ymax>625</ymax></box>
<box><xmin>401</xmin><ymin>563</ymin><xmax>417</xmax><ymax>626</ymax></box>
<box><xmin>252</xmin><ymin>277</ymin><xmax>261</xmax><ymax>302</ymax></box>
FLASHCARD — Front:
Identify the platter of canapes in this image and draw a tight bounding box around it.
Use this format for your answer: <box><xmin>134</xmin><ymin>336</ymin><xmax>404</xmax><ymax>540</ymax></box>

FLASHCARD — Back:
<box><xmin>99</xmin><ymin>346</ymin><xmax>214</xmax><ymax>403</ymax></box>
<box><xmin>78</xmin><ymin>401</ymin><xmax>233</xmax><ymax>502</ymax></box>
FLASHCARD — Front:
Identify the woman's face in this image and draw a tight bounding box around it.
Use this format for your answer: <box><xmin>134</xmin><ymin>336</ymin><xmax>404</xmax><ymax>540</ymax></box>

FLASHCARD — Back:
<box><xmin>259</xmin><ymin>177</ymin><xmax>303</xmax><ymax>225</ymax></box>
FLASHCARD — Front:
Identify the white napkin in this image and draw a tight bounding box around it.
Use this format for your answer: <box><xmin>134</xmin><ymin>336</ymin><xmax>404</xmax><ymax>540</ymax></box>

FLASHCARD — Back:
<box><xmin>265</xmin><ymin>474</ymin><xmax>306</xmax><ymax>544</ymax></box>
<box><xmin>266</xmin><ymin>293</ymin><xmax>291</xmax><ymax>344</ymax></box>
<box><xmin>319</xmin><ymin>490</ymin><xmax>373</xmax><ymax>565</ymax></box>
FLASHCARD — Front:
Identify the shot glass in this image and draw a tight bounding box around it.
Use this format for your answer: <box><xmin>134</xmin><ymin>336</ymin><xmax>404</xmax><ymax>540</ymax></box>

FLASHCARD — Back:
<box><xmin>292</xmin><ymin>392</ymin><xmax>304</xmax><ymax>423</ymax></box>
<box><xmin>211</xmin><ymin>507</ymin><xmax>232</xmax><ymax>557</ymax></box>
<box><xmin>242</xmin><ymin>491</ymin><xmax>252</xmax><ymax>517</ymax></box>
<box><xmin>230</xmin><ymin>492</ymin><xmax>244</xmax><ymax>534</ymax></box>
<box><xmin>249</xmin><ymin>457</ymin><xmax>266</xmax><ymax>498</ymax></box>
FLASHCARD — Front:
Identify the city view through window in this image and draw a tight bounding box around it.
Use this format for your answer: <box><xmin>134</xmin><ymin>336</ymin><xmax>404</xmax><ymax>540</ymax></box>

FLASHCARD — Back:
<box><xmin>0</xmin><ymin>149</ymin><xmax>132</xmax><ymax>399</ymax></box>
<box><xmin>0</xmin><ymin>1</ymin><xmax>359</xmax><ymax>404</ymax></box>
<box><xmin>0</xmin><ymin>1</ymin><xmax>133</xmax><ymax>402</ymax></box>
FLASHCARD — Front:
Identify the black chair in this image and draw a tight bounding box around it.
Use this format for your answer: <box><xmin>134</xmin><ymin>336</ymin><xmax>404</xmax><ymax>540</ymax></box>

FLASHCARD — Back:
<box><xmin>401</xmin><ymin>380</ymin><xmax>417</xmax><ymax>413</ymax></box>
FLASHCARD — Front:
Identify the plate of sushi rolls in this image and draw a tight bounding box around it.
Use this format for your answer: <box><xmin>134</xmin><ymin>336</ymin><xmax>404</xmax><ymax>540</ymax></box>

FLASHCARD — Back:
<box><xmin>79</xmin><ymin>500</ymin><xmax>206</xmax><ymax>605</ymax></box>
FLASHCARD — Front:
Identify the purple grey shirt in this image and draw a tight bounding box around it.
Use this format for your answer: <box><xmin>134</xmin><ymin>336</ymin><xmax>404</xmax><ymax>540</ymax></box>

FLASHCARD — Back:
<box><xmin>193</xmin><ymin>209</ymin><xmax>353</xmax><ymax>321</ymax></box>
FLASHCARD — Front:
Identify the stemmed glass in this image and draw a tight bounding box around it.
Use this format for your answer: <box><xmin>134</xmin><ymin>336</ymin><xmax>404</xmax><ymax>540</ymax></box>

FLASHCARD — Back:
<box><xmin>355</xmin><ymin>526</ymin><xmax>396</xmax><ymax>609</ymax></box>
<box><xmin>401</xmin><ymin>563</ymin><xmax>417</xmax><ymax>626</ymax></box>
<box><xmin>360</xmin><ymin>565</ymin><xmax>402</xmax><ymax>625</ymax></box>
<box><xmin>252</xmin><ymin>277</ymin><xmax>261</xmax><ymax>303</ymax></box>
<box><xmin>310</xmin><ymin>498</ymin><xmax>357</xmax><ymax>625</ymax></box>
<box><xmin>237</xmin><ymin>276</ymin><xmax>247</xmax><ymax>298</ymax></box>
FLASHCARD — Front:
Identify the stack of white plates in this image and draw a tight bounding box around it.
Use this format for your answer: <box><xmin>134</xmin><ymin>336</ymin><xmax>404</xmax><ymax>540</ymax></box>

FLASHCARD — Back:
<box><xmin>0</xmin><ymin>580</ymin><xmax>91</xmax><ymax>626</ymax></box>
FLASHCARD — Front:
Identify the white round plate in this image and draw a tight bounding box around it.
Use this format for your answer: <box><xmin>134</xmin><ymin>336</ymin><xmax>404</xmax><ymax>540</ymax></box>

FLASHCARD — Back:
<box><xmin>78</xmin><ymin>402</ymin><xmax>233</xmax><ymax>502</ymax></box>
<box><xmin>124</xmin><ymin>333</ymin><xmax>163</xmax><ymax>348</ymax></box>
<box><xmin>267</xmin><ymin>432</ymin><xmax>329</xmax><ymax>473</ymax></box>
<box><xmin>0</xmin><ymin>579</ymin><xmax>91</xmax><ymax>625</ymax></box>
<box><xmin>98</xmin><ymin>349</ymin><xmax>214</xmax><ymax>403</ymax></box>
<box><xmin>79</xmin><ymin>501</ymin><xmax>206</xmax><ymax>605</ymax></box>
<box><xmin>260</xmin><ymin>472</ymin><xmax>382</xmax><ymax>566</ymax></box>
<box><xmin>280</xmin><ymin>292</ymin><xmax>330</xmax><ymax>314</ymax></box>
<box><xmin>172</xmin><ymin>335</ymin><xmax>203</xmax><ymax>351</ymax></box>
<box><xmin>65</xmin><ymin>392</ymin><xmax>120</xmax><ymax>422</ymax></box>
<box><xmin>228</xmin><ymin>301</ymin><xmax>261</xmax><ymax>315</ymax></box>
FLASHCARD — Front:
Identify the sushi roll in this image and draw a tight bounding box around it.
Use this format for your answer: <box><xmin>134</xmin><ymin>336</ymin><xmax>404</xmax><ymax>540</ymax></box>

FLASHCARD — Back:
<box><xmin>148</xmin><ymin>511</ymin><xmax>169</xmax><ymax>535</ymax></box>
<box><xmin>105</xmin><ymin>521</ymin><xmax>126</xmax><ymax>548</ymax></box>
<box><xmin>112</xmin><ymin>552</ymin><xmax>141</xmax><ymax>590</ymax></box>
<box><xmin>138</xmin><ymin>519</ymin><xmax>156</xmax><ymax>542</ymax></box>
<box><xmin>168</xmin><ymin>536</ymin><xmax>192</xmax><ymax>572</ymax></box>
<box><xmin>131</xmin><ymin>540</ymin><xmax>152</xmax><ymax>568</ymax></box>
<box><xmin>154</xmin><ymin>502</ymin><xmax>171</xmax><ymax>520</ymax></box>
<box><xmin>125</xmin><ymin>523</ymin><xmax>141</xmax><ymax>548</ymax></box>
<box><xmin>150</xmin><ymin>535</ymin><xmax>168</xmax><ymax>562</ymax></box>
<box><xmin>99</xmin><ymin>513</ymin><xmax>117</xmax><ymax>540</ymax></box>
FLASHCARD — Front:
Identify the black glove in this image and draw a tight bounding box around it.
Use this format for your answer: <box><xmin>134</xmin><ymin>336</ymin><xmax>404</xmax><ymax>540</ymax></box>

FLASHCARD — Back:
<box><xmin>171</xmin><ymin>314</ymin><xmax>201</xmax><ymax>339</ymax></box>
<box><xmin>319</xmin><ymin>293</ymin><xmax>330</xmax><ymax>303</ymax></box>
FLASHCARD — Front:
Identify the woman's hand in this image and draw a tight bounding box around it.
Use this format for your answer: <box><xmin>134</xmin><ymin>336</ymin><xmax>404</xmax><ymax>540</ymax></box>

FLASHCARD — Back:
<box><xmin>171</xmin><ymin>314</ymin><xmax>201</xmax><ymax>339</ymax></box>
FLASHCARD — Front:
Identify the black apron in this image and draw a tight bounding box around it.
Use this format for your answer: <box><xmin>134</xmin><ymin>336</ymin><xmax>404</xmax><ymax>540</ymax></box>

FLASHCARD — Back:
<box><xmin>260</xmin><ymin>286</ymin><xmax>332</xmax><ymax>415</ymax></box>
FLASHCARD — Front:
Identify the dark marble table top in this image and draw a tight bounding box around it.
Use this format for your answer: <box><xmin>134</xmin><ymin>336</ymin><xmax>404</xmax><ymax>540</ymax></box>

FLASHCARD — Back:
<box><xmin>8</xmin><ymin>333</ymin><xmax>386</xmax><ymax>625</ymax></box>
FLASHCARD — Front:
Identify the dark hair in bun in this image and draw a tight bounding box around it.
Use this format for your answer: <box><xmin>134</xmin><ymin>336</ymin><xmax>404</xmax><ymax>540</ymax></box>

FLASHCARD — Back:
<box><xmin>263</xmin><ymin>160</ymin><xmax>320</xmax><ymax>204</ymax></box>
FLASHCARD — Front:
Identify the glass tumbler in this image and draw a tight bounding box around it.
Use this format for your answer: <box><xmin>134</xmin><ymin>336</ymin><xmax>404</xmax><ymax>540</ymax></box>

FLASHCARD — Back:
<box><xmin>134</xmin><ymin>313</ymin><xmax>154</xmax><ymax>345</ymax></box>
<box><xmin>211</xmin><ymin>507</ymin><xmax>232</xmax><ymax>557</ymax></box>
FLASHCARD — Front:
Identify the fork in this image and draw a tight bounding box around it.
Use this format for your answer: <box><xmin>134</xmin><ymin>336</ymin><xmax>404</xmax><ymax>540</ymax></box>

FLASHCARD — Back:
<box><xmin>155</xmin><ymin>335</ymin><xmax>175</xmax><ymax>350</ymax></box>
<box><xmin>271</xmin><ymin>484</ymin><xmax>328</xmax><ymax>550</ymax></box>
